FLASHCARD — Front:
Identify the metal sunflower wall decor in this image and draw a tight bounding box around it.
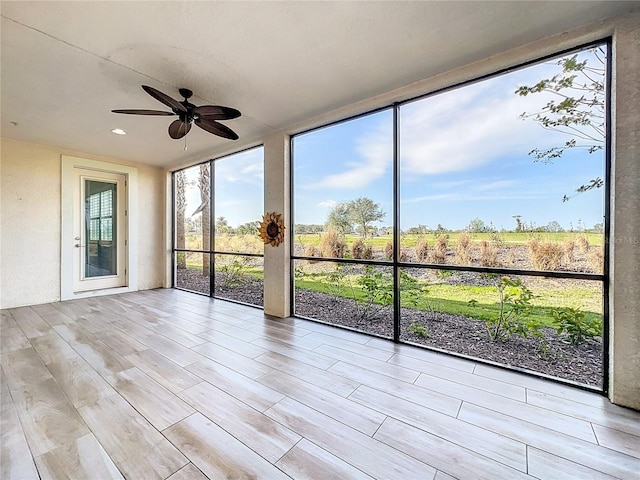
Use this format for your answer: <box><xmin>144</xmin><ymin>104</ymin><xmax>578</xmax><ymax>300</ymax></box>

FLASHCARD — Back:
<box><xmin>258</xmin><ymin>212</ymin><xmax>286</xmax><ymax>247</ymax></box>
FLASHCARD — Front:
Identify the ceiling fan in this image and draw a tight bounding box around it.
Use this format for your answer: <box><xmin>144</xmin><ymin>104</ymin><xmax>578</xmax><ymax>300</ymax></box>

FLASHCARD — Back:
<box><xmin>112</xmin><ymin>85</ymin><xmax>240</xmax><ymax>140</ymax></box>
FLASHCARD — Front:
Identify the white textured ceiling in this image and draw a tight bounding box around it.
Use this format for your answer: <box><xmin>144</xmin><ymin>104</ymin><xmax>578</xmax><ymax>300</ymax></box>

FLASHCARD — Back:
<box><xmin>1</xmin><ymin>1</ymin><xmax>637</xmax><ymax>168</ymax></box>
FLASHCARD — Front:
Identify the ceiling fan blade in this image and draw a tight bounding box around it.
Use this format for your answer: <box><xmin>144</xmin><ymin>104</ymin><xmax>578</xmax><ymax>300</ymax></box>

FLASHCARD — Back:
<box><xmin>195</xmin><ymin>118</ymin><xmax>239</xmax><ymax>140</ymax></box>
<box><xmin>168</xmin><ymin>119</ymin><xmax>192</xmax><ymax>139</ymax></box>
<box><xmin>193</xmin><ymin>105</ymin><xmax>241</xmax><ymax>119</ymax></box>
<box><xmin>111</xmin><ymin>109</ymin><xmax>175</xmax><ymax>116</ymax></box>
<box><xmin>142</xmin><ymin>85</ymin><xmax>187</xmax><ymax>113</ymax></box>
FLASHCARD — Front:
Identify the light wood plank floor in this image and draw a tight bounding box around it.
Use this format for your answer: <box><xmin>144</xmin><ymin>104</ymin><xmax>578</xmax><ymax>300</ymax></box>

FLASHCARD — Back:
<box><xmin>2</xmin><ymin>289</ymin><xmax>639</xmax><ymax>479</ymax></box>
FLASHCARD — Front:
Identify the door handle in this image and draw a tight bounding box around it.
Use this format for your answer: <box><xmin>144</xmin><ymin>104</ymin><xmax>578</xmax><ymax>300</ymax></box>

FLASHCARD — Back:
<box><xmin>74</xmin><ymin>244</ymin><xmax>84</xmax><ymax>248</ymax></box>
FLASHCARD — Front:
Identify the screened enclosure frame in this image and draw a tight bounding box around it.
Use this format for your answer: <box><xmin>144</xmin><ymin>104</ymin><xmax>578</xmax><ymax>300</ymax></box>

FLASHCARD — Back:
<box><xmin>290</xmin><ymin>38</ymin><xmax>611</xmax><ymax>393</ymax></box>
<box><xmin>172</xmin><ymin>146</ymin><xmax>265</xmax><ymax>308</ymax></box>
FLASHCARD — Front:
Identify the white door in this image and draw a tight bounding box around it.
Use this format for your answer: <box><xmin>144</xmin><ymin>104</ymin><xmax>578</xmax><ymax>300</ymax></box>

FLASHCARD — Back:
<box><xmin>72</xmin><ymin>169</ymin><xmax>127</xmax><ymax>292</ymax></box>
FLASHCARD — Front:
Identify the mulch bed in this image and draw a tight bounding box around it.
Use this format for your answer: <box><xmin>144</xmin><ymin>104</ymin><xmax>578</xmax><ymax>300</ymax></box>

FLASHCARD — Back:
<box><xmin>175</xmin><ymin>269</ymin><xmax>602</xmax><ymax>388</ymax></box>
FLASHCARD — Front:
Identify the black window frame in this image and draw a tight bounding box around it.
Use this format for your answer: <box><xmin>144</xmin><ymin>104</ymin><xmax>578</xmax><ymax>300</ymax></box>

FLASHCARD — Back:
<box><xmin>290</xmin><ymin>38</ymin><xmax>611</xmax><ymax>393</ymax></box>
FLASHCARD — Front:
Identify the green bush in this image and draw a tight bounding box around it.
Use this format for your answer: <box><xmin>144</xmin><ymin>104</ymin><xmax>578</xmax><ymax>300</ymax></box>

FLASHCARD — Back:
<box><xmin>408</xmin><ymin>321</ymin><xmax>429</xmax><ymax>338</ymax></box>
<box><xmin>480</xmin><ymin>276</ymin><xmax>541</xmax><ymax>342</ymax></box>
<box><xmin>550</xmin><ymin>307</ymin><xmax>602</xmax><ymax>344</ymax></box>
<box><xmin>217</xmin><ymin>256</ymin><xmax>248</xmax><ymax>288</ymax></box>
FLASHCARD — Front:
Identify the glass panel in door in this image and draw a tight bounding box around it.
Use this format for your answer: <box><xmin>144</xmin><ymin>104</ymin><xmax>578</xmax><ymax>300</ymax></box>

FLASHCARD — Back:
<box><xmin>84</xmin><ymin>180</ymin><xmax>117</xmax><ymax>278</ymax></box>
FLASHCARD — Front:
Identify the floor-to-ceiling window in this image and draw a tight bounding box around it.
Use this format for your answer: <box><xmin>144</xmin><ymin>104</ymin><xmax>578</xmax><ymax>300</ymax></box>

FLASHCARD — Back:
<box><xmin>292</xmin><ymin>109</ymin><xmax>395</xmax><ymax>338</ymax></box>
<box><xmin>292</xmin><ymin>41</ymin><xmax>609</xmax><ymax>389</ymax></box>
<box><xmin>173</xmin><ymin>146</ymin><xmax>264</xmax><ymax>307</ymax></box>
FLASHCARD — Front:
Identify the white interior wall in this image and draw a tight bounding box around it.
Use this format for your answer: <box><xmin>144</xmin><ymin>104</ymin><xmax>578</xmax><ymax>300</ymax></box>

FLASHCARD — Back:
<box><xmin>0</xmin><ymin>138</ymin><xmax>166</xmax><ymax>308</ymax></box>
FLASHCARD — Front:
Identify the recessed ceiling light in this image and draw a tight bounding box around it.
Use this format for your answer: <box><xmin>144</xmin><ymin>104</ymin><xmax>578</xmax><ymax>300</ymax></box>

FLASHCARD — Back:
<box><xmin>111</xmin><ymin>128</ymin><xmax>127</xmax><ymax>135</ymax></box>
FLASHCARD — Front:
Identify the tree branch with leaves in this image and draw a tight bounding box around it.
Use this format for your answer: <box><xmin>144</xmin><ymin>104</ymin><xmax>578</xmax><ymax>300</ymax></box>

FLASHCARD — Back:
<box><xmin>516</xmin><ymin>46</ymin><xmax>606</xmax><ymax>201</ymax></box>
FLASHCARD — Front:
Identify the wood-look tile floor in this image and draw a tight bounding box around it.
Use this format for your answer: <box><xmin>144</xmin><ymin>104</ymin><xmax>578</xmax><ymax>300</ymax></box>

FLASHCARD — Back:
<box><xmin>2</xmin><ymin>289</ymin><xmax>639</xmax><ymax>479</ymax></box>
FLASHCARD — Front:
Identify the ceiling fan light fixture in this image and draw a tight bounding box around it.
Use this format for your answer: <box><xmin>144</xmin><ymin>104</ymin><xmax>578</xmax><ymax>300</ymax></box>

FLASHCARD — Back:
<box><xmin>111</xmin><ymin>128</ymin><xmax>127</xmax><ymax>135</ymax></box>
<box><xmin>111</xmin><ymin>86</ymin><xmax>240</xmax><ymax>141</ymax></box>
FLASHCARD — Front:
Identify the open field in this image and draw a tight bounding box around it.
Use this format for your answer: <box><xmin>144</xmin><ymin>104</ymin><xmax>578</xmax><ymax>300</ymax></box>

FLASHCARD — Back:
<box><xmin>294</xmin><ymin>231</ymin><xmax>604</xmax><ymax>274</ymax></box>
<box><xmin>295</xmin><ymin>232</ymin><xmax>603</xmax><ymax>248</ymax></box>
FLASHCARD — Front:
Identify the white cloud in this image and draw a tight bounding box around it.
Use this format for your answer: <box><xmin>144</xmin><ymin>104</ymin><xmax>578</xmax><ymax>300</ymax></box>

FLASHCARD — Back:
<box><xmin>305</xmin><ymin>52</ymin><xmax>595</xmax><ymax>190</ymax></box>
<box><xmin>309</xmin><ymin>123</ymin><xmax>392</xmax><ymax>190</ymax></box>
<box><xmin>404</xmin><ymin>190</ymin><xmax>544</xmax><ymax>204</ymax></box>
<box><xmin>403</xmin><ymin>193</ymin><xmax>458</xmax><ymax>204</ymax></box>
<box><xmin>398</xmin><ymin>83</ymin><xmax>568</xmax><ymax>176</ymax></box>
<box><xmin>403</xmin><ymin>177</ymin><xmax>549</xmax><ymax>204</ymax></box>
<box><xmin>215</xmin><ymin>148</ymin><xmax>264</xmax><ymax>185</ymax></box>
<box><xmin>475</xmin><ymin>180</ymin><xmax>516</xmax><ymax>191</ymax></box>
<box><xmin>317</xmin><ymin>199</ymin><xmax>338</xmax><ymax>208</ymax></box>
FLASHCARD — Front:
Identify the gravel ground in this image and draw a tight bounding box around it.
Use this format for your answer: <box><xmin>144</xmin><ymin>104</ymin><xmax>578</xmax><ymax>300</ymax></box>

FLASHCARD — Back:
<box><xmin>176</xmin><ymin>268</ymin><xmax>602</xmax><ymax>387</ymax></box>
<box><xmin>176</xmin><ymin>268</ymin><xmax>264</xmax><ymax>306</ymax></box>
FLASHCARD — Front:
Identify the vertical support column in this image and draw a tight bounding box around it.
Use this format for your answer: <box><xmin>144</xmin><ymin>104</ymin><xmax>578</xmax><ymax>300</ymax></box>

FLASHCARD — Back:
<box><xmin>392</xmin><ymin>103</ymin><xmax>401</xmax><ymax>343</ymax></box>
<box><xmin>263</xmin><ymin>132</ymin><xmax>291</xmax><ymax>318</ymax></box>
<box><xmin>610</xmin><ymin>16</ymin><xmax>640</xmax><ymax>410</ymax></box>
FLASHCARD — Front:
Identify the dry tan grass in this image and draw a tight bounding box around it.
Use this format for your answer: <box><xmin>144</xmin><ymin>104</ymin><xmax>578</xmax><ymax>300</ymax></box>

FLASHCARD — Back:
<box><xmin>563</xmin><ymin>237</ymin><xmax>576</xmax><ymax>263</ymax></box>
<box><xmin>304</xmin><ymin>244</ymin><xmax>319</xmax><ymax>264</ymax></box>
<box><xmin>528</xmin><ymin>238</ymin><xmax>563</xmax><ymax>270</ymax></box>
<box><xmin>384</xmin><ymin>241</ymin><xmax>393</xmax><ymax>260</ymax></box>
<box><xmin>479</xmin><ymin>240</ymin><xmax>500</xmax><ymax>267</ymax></box>
<box><xmin>588</xmin><ymin>248</ymin><xmax>604</xmax><ymax>273</ymax></box>
<box><xmin>415</xmin><ymin>239</ymin><xmax>429</xmax><ymax>262</ymax></box>
<box><xmin>351</xmin><ymin>239</ymin><xmax>373</xmax><ymax>260</ymax></box>
<box><xmin>576</xmin><ymin>234</ymin><xmax>591</xmax><ymax>254</ymax></box>
<box><xmin>214</xmin><ymin>234</ymin><xmax>263</xmax><ymax>254</ymax></box>
<box><xmin>455</xmin><ymin>232</ymin><xmax>471</xmax><ymax>264</ymax></box>
<box><xmin>430</xmin><ymin>235</ymin><xmax>448</xmax><ymax>264</ymax></box>
<box><xmin>320</xmin><ymin>229</ymin><xmax>346</xmax><ymax>258</ymax></box>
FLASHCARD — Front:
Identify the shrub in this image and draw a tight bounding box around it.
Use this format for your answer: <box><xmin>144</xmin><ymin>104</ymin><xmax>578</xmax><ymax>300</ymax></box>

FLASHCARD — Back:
<box><xmin>347</xmin><ymin>268</ymin><xmax>424</xmax><ymax>322</ymax></box>
<box><xmin>384</xmin><ymin>241</ymin><xmax>393</xmax><ymax>260</ymax></box>
<box><xmin>588</xmin><ymin>248</ymin><xmax>604</xmax><ymax>273</ymax></box>
<box><xmin>304</xmin><ymin>244</ymin><xmax>319</xmax><ymax>264</ymax></box>
<box><xmin>478</xmin><ymin>276</ymin><xmax>541</xmax><ymax>342</ymax></box>
<box><xmin>320</xmin><ymin>229</ymin><xmax>346</xmax><ymax>258</ymax></box>
<box><xmin>576</xmin><ymin>234</ymin><xmax>590</xmax><ymax>253</ymax></box>
<box><xmin>550</xmin><ymin>307</ymin><xmax>602</xmax><ymax>344</ymax></box>
<box><xmin>563</xmin><ymin>237</ymin><xmax>576</xmax><ymax>264</ymax></box>
<box><xmin>408</xmin><ymin>321</ymin><xmax>429</xmax><ymax>338</ymax></box>
<box><xmin>430</xmin><ymin>235</ymin><xmax>448</xmax><ymax>264</ymax></box>
<box><xmin>351</xmin><ymin>239</ymin><xmax>373</xmax><ymax>260</ymax></box>
<box><xmin>528</xmin><ymin>239</ymin><xmax>563</xmax><ymax>270</ymax></box>
<box><xmin>455</xmin><ymin>231</ymin><xmax>471</xmax><ymax>264</ymax></box>
<box><xmin>479</xmin><ymin>240</ymin><xmax>499</xmax><ymax>267</ymax></box>
<box><xmin>415</xmin><ymin>239</ymin><xmax>429</xmax><ymax>262</ymax></box>
<box><xmin>217</xmin><ymin>256</ymin><xmax>249</xmax><ymax>288</ymax></box>
<box><xmin>354</xmin><ymin>266</ymin><xmax>394</xmax><ymax>321</ymax></box>
<box><xmin>383</xmin><ymin>242</ymin><xmax>407</xmax><ymax>261</ymax></box>
<box><xmin>326</xmin><ymin>264</ymin><xmax>347</xmax><ymax>300</ymax></box>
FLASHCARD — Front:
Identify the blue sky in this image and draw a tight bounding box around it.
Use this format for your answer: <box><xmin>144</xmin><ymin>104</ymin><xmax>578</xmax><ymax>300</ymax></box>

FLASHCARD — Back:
<box><xmin>293</xmin><ymin>47</ymin><xmax>606</xmax><ymax>232</ymax></box>
<box><xmin>181</xmin><ymin>47</ymin><xmax>605</xmax><ymax>234</ymax></box>
<box><xmin>181</xmin><ymin>147</ymin><xmax>264</xmax><ymax>228</ymax></box>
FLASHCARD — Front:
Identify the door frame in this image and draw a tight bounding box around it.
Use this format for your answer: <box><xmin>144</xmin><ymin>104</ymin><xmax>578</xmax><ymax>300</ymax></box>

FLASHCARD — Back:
<box><xmin>61</xmin><ymin>155</ymin><xmax>138</xmax><ymax>300</ymax></box>
<box><xmin>74</xmin><ymin>169</ymin><xmax>127</xmax><ymax>292</ymax></box>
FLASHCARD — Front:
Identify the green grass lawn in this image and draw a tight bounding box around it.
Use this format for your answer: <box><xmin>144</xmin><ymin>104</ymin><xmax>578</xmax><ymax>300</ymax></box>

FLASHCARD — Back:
<box><xmin>294</xmin><ymin>270</ymin><xmax>602</xmax><ymax>328</ymax></box>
